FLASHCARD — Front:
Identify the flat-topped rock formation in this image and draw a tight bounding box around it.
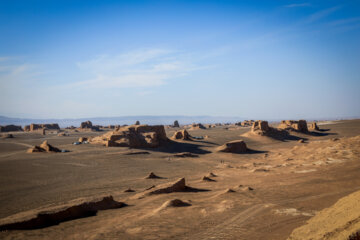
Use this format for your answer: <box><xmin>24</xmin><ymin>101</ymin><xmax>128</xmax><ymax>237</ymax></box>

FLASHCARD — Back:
<box><xmin>27</xmin><ymin>141</ymin><xmax>61</xmax><ymax>153</ymax></box>
<box><xmin>79</xmin><ymin>121</ymin><xmax>99</xmax><ymax>131</ymax></box>
<box><xmin>0</xmin><ymin>196</ymin><xmax>126</xmax><ymax>230</ymax></box>
<box><xmin>241</xmin><ymin>120</ymin><xmax>255</xmax><ymax>127</ymax></box>
<box><xmin>0</xmin><ymin>125</ymin><xmax>23</xmax><ymax>132</ymax></box>
<box><xmin>251</xmin><ymin>120</ymin><xmax>270</xmax><ymax>135</ymax></box>
<box><xmin>171</xmin><ymin>129</ymin><xmax>191</xmax><ymax>140</ymax></box>
<box><xmin>90</xmin><ymin>124</ymin><xmax>168</xmax><ymax>148</ymax></box>
<box><xmin>217</xmin><ymin>140</ymin><xmax>248</xmax><ymax>153</ymax></box>
<box><xmin>24</xmin><ymin>123</ymin><xmax>60</xmax><ymax>132</ymax></box>
<box><xmin>278</xmin><ymin>120</ymin><xmax>308</xmax><ymax>133</ymax></box>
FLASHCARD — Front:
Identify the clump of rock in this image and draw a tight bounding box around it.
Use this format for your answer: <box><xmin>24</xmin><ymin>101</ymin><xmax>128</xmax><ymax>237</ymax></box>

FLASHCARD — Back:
<box><xmin>171</xmin><ymin>129</ymin><xmax>191</xmax><ymax>140</ymax></box>
<box><xmin>278</xmin><ymin>120</ymin><xmax>308</xmax><ymax>133</ymax></box>
<box><xmin>189</xmin><ymin>123</ymin><xmax>206</xmax><ymax>130</ymax></box>
<box><xmin>132</xmin><ymin>178</ymin><xmax>188</xmax><ymax>199</ymax></box>
<box><xmin>78</xmin><ymin>137</ymin><xmax>88</xmax><ymax>143</ymax></box>
<box><xmin>241</xmin><ymin>120</ymin><xmax>255</xmax><ymax>127</ymax></box>
<box><xmin>0</xmin><ymin>125</ymin><xmax>23</xmax><ymax>132</ymax></box>
<box><xmin>309</xmin><ymin>122</ymin><xmax>320</xmax><ymax>131</ymax></box>
<box><xmin>251</xmin><ymin>120</ymin><xmax>270</xmax><ymax>135</ymax></box>
<box><xmin>90</xmin><ymin>124</ymin><xmax>168</xmax><ymax>148</ymax></box>
<box><xmin>217</xmin><ymin>140</ymin><xmax>248</xmax><ymax>153</ymax></box>
<box><xmin>173</xmin><ymin>120</ymin><xmax>180</xmax><ymax>128</ymax></box>
<box><xmin>27</xmin><ymin>140</ymin><xmax>61</xmax><ymax>153</ymax></box>
<box><xmin>24</xmin><ymin>123</ymin><xmax>60</xmax><ymax>132</ymax></box>
<box><xmin>145</xmin><ymin>172</ymin><xmax>162</xmax><ymax>179</ymax></box>
<box><xmin>79</xmin><ymin>121</ymin><xmax>99</xmax><ymax>131</ymax></box>
<box><xmin>0</xmin><ymin>196</ymin><xmax>126</xmax><ymax>230</ymax></box>
<box><xmin>160</xmin><ymin>199</ymin><xmax>191</xmax><ymax>208</ymax></box>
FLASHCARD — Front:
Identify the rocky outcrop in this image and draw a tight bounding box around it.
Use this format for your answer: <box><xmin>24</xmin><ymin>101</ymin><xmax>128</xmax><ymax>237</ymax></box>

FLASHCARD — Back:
<box><xmin>79</xmin><ymin>121</ymin><xmax>99</xmax><ymax>131</ymax></box>
<box><xmin>27</xmin><ymin>141</ymin><xmax>61</xmax><ymax>153</ymax></box>
<box><xmin>189</xmin><ymin>123</ymin><xmax>206</xmax><ymax>130</ymax></box>
<box><xmin>309</xmin><ymin>122</ymin><xmax>320</xmax><ymax>131</ymax></box>
<box><xmin>173</xmin><ymin>120</ymin><xmax>180</xmax><ymax>128</ymax></box>
<box><xmin>171</xmin><ymin>129</ymin><xmax>191</xmax><ymax>140</ymax></box>
<box><xmin>217</xmin><ymin>140</ymin><xmax>248</xmax><ymax>153</ymax></box>
<box><xmin>241</xmin><ymin>120</ymin><xmax>255</xmax><ymax>127</ymax></box>
<box><xmin>24</xmin><ymin>124</ymin><xmax>60</xmax><ymax>132</ymax></box>
<box><xmin>0</xmin><ymin>125</ymin><xmax>23</xmax><ymax>132</ymax></box>
<box><xmin>145</xmin><ymin>172</ymin><xmax>162</xmax><ymax>179</ymax></box>
<box><xmin>90</xmin><ymin>124</ymin><xmax>168</xmax><ymax>148</ymax></box>
<box><xmin>251</xmin><ymin>120</ymin><xmax>270</xmax><ymax>134</ymax></box>
<box><xmin>80</xmin><ymin>121</ymin><xmax>92</xmax><ymax>128</ymax></box>
<box><xmin>148</xmin><ymin>178</ymin><xmax>186</xmax><ymax>195</ymax></box>
<box><xmin>0</xmin><ymin>196</ymin><xmax>126</xmax><ymax>230</ymax></box>
<box><xmin>235</xmin><ymin>122</ymin><xmax>242</xmax><ymax>126</ymax></box>
<box><xmin>78</xmin><ymin>137</ymin><xmax>88</xmax><ymax>143</ymax></box>
<box><xmin>278</xmin><ymin>120</ymin><xmax>308</xmax><ymax>133</ymax></box>
<box><xmin>135</xmin><ymin>121</ymin><xmax>140</xmax><ymax>125</ymax></box>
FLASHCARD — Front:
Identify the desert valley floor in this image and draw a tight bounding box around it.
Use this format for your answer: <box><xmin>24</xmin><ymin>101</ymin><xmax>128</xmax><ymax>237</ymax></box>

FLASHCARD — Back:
<box><xmin>0</xmin><ymin>120</ymin><xmax>360</xmax><ymax>240</ymax></box>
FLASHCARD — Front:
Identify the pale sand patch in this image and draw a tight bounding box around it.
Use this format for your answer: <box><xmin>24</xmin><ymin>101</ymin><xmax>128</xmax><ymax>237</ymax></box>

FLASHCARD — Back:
<box><xmin>274</xmin><ymin>208</ymin><xmax>315</xmax><ymax>217</ymax></box>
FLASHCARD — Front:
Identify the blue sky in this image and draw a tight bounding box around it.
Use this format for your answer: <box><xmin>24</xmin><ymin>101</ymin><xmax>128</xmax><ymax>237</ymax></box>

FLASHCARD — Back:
<box><xmin>0</xmin><ymin>0</ymin><xmax>359</xmax><ymax>119</ymax></box>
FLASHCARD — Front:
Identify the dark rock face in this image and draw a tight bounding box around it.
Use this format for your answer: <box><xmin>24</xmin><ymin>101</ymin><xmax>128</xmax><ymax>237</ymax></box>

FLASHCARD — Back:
<box><xmin>172</xmin><ymin>129</ymin><xmax>191</xmax><ymax>140</ymax></box>
<box><xmin>27</xmin><ymin>141</ymin><xmax>61</xmax><ymax>153</ymax></box>
<box><xmin>0</xmin><ymin>125</ymin><xmax>23</xmax><ymax>132</ymax></box>
<box><xmin>173</xmin><ymin>120</ymin><xmax>180</xmax><ymax>127</ymax></box>
<box><xmin>0</xmin><ymin>196</ymin><xmax>126</xmax><ymax>230</ymax></box>
<box><xmin>24</xmin><ymin>124</ymin><xmax>60</xmax><ymax>132</ymax></box>
<box><xmin>217</xmin><ymin>140</ymin><xmax>248</xmax><ymax>153</ymax></box>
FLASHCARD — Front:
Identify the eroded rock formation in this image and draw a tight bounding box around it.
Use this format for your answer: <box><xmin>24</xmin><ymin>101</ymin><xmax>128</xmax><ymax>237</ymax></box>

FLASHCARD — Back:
<box><xmin>90</xmin><ymin>124</ymin><xmax>168</xmax><ymax>148</ymax></box>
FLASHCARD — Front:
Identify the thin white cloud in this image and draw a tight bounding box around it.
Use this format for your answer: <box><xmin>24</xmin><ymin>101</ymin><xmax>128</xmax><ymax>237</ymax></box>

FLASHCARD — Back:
<box><xmin>328</xmin><ymin>17</ymin><xmax>360</xmax><ymax>26</ymax></box>
<box><xmin>74</xmin><ymin>48</ymin><xmax>199</xmax><ymax>89</ymax></box>
<box><xmin>303</xmin><ymin>6</ymin><xmax>340</xmax><ymax>24</ymax></box>
<box><xmin>284</xmin><ymin>3</ymin><xmax>311</xmax><ymax>8</ymax></box>
<box><xmin>0</xmin><ymin>58</ymin><xmax>40</xmax><ymax>83</ymax></box>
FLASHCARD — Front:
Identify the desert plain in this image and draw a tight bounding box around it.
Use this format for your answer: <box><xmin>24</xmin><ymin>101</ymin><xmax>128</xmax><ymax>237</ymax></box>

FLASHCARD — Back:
<box><xmin>0</xmin><ymin>119</ymin><xmax>360</xmax><ymax>240</ymax></box>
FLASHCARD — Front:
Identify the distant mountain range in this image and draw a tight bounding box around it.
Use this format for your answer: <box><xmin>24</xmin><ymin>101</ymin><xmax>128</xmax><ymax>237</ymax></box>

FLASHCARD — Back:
<box><xmin>0</xmin><ymin>115</ymin><xmax>243</xmax><ymax>128</ymax></box>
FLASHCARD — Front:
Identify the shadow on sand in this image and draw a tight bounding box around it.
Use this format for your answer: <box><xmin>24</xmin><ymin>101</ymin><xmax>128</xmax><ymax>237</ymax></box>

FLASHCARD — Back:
<box><xmin>183</xmin><ymin>186</ymin><xmax>210</xmax><ymax>192</ymax></box>
<box><xmin>260</xmin><ymin>129</ymin><xmax>307</xmax><ymax>142</ymax></box>
<box><xmin>146</xmin><ymin>140</ymin><xmax>212</xmax><ymax>154</ymax></box>
<box><xmin>306</xmin><ymin>131</ymin><xmax>337</xmax><ymax>137</ymax></box>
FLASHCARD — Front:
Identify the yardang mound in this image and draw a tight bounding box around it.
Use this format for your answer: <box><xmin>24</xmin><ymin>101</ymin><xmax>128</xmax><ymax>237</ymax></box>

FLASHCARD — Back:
<box><xmin>217</xmin><ymin>140</ymin><xmax>248</xmax><ymax>153</ymax></box>
<box><xmin>172</xmin><ymin>129</ymin><xmax>191</xmax><ymax>140</ymax></box>
<box><xmin>0</xmin><ymin>196</ymin><xmax>126</xmax><ymax>230</ymax></box>
<box><xmin>24</xmin><ymin>124</ymin><xmax>60</xmax><ymax>132</ymax></box>
<box><xmin>278</xmin><ymin>120</ymin><xmax>308</xmax><ymax>133</ymax></box>
<box><xmin>90</xmin><ymin>124</ymin><xmax>168</xmax><ymax>148</ymax></box>
<box><xmin>27</xmin><ymin>141</ymin><xmax>61</xmax><ymax>153</ymax></box>
<box><xmin>189</xmin><ymin>123</ymin><xmax>206</xmax><ymax>130</ymax></box>
<box><xmin>0</xmin><ymin>125</ymin><xmax>23</xmax><ymax>132</ymax></box>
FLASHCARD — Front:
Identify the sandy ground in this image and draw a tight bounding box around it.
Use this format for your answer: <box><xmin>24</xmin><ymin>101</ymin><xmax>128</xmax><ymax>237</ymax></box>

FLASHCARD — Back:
<box><xmin>0</xmin><ymin>120</ymin><xmax>359</xmax><ymax>239</ymax></box>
